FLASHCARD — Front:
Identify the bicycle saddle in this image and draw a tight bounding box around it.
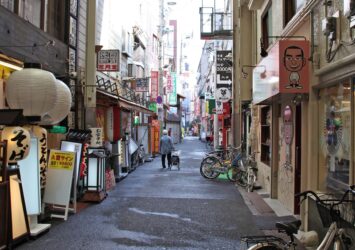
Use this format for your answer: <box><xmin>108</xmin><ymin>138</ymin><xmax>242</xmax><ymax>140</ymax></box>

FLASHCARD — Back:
<box><xmin>275</xmin><ymin>220</ymin><xmax>301</xmax><ymax>235</ymax></box>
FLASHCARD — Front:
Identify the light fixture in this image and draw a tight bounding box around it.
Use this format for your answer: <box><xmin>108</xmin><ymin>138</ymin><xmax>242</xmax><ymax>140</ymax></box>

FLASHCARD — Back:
<box><xmin>0</xmin><ymin>61</ymin><xmax>23</xmax><ymax>71</ymax></box>
<box><xmin>83</xmin><ymin>148</ymin><xmax>107</xmax><ymax>202</ymax></box>
<box><xmin>241</xmin><ymin>65</ymin><xmax>266</xmax><ymax>79</ymax></box>
<box><xmin>260</xmin><ymin>36</ymin><xmax>307</xmax><ymax>58</ymax></box>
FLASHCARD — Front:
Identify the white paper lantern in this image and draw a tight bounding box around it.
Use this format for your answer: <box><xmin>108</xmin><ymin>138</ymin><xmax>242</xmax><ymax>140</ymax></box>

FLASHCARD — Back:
<box><xmin>40</xmin><ymin>80</ymin><xmax>72</xmax><ymax>125</ymax></box>
<box><xmin>1</xmin><ymin>126</ymin><xmax>31</xmax><ymax>164</ymax></box>
<box><xmin>6</xmin><ymin>65</ymin><xmax>57</xmax><ymax>117</ymax></box>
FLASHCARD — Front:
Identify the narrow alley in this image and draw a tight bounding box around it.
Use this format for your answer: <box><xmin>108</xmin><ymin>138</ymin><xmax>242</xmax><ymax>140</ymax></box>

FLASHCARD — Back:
<box><xmin>18</xmin><ymin>137</ymin><xmax>296</xmax><ymax>250</ymax></box>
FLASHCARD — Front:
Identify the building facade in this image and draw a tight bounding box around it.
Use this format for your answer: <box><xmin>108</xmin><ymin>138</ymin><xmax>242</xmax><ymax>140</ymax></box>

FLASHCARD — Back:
<box><xmin>235</xmin><ymin>0</ymin><xmax>355</xmax><ymax>235</ymax></box>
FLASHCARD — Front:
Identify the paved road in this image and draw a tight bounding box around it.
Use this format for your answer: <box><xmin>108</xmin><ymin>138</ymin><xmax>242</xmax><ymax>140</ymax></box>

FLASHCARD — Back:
<box><xmin>19</xmin><ymin>137</ymin><xmax>263</xmax><ymax>250</ymax></box>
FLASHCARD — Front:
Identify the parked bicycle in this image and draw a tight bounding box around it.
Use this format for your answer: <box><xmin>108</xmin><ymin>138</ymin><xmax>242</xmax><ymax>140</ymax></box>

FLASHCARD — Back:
<box><xmin>241</xmin><ymin>186</ymin><xmax>355</xmax><ymax>249</ymax></box>
<box><xmin>200</xmin><ymin>145</ymin><xmax>246</xmax><ymax>183</ymax></box>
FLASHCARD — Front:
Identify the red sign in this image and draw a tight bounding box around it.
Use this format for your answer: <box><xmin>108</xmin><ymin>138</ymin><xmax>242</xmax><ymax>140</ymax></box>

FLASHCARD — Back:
<box><xmin>97</xmin><ymin>50</ymin><xmax>120</xmax><ymax>72</ymax></box>
<box><xmin>279</xmin><ymin>40</ymin><xmax>310</xmax><ymax>93</ymax></box>
<box><xmin>150</xmin><ymin>71</ymin><xmax>159</xmax><ymax>101</ymax></box>
<box><xmin>166</xmin><ymin>74</ymin><xmax>173</xmax><ymax>93</ymax></box>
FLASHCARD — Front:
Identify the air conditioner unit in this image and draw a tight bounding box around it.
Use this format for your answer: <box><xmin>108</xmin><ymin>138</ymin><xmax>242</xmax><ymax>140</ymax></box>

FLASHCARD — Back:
<box><xmin>128</xmin><ymin>64</ymin><xmax>136</xmax><ymax>77</ymax></box>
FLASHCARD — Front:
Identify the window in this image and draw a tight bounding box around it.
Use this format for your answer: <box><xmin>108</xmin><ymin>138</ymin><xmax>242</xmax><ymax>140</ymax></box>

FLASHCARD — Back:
<box><xmin>1</xmin><ymin>0</ymin><xmax>15</xmax><ymax>12</ymax></box>
<box><xmin>46</xmin><ymin>0</ymin><xmax>66</xmax><ymax>42</ymax></box>
<box><xmin>262</xmin><ymin>4</ymin><xmax>273</xmax><ymax>49</ymax></box>
<box><xmin>18</xmin><ymin>0</ymin><xmax>42</xmax><ymax>28</ymax></box>
<box><xmin>284</xmin><ymin>0</ymin><xmax>306</xmax><ymax>26</ymax></box>
<box><xmin>318</xmin><ymin>82</ymin><xmax>351</xmax><ymax>192</ymax></box>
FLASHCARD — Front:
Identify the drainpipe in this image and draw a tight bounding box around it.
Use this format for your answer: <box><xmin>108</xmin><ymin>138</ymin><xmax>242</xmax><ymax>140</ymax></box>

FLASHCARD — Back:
<box><xmin>85</xmin><ymin>0</ymin><xmax>97</xmax><ymax>128</ymax></box>
<box><xmin>232</xmin><ymin>0</ymin><xmax>241</xmax><ymax>147</ymax></box>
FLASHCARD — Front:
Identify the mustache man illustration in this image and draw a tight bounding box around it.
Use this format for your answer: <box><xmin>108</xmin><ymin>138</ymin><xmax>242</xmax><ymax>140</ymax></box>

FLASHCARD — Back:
<box><xmin>283</xmin><ymin>45</ymin><xmax>306</xmax><ymax>89</ymax></box>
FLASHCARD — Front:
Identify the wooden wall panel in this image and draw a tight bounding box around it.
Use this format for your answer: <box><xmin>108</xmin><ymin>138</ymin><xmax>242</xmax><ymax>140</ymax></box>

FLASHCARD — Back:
<box><xmin>0</xmin><ymin>6</ymin><xmax>67</xmax><ymax>75</ymax></box>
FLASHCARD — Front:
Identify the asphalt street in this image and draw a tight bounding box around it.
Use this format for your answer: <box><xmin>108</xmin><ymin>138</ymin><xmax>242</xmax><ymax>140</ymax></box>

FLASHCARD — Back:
<box><xmin>18</xmin><ymin>136</ymin><xmax>267</xmax><ymax>250</ymax></box>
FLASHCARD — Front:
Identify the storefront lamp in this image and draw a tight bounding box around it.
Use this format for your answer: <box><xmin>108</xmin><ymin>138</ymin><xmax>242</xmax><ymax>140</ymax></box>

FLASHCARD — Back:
<box><xmin>83</xmin><ymin>148</ymin><xmax>107</xmax><ymax>202</ymax></box>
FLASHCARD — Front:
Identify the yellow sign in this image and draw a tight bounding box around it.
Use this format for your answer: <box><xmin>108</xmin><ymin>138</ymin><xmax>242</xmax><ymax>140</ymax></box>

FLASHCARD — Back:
<box><xmin>48</xmin><ymin>151</ymin><xmax>75</xmax><ymax>171</ymax></box>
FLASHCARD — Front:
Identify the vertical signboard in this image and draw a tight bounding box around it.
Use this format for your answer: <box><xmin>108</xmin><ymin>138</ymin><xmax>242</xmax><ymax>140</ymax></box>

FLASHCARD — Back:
<box><xmin>168</xmin><ymin>72</ymin><xmax>177</xmax><ymax>105</ymax></box>
<box><xmin>151</xmin><ymin>71</ymin><xmax>159</xmax><ymax>100</ymax></box>
<box><xmin>166</xmin><ymin>74</ymin><xmax>173</xmax><ymax>94</ymax></box>
<box><xmin>216</xmin><ymin>50</ymin><xmax>232</xmax><ymax>103</ymax></box>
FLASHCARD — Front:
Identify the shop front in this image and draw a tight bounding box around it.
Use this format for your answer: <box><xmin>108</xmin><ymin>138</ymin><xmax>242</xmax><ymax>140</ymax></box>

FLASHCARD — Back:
<box><xmin>252</xmin><ymin>38</ymin><xmax>310</xmax><ymax>213</ymax></box>
<box><xmin>117</xmin><ymin>97</ymin><xmax>154</xmax><ymax>171</ymax></box>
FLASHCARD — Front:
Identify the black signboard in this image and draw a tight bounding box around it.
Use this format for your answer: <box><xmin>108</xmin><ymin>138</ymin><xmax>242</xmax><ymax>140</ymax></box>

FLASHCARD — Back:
<box><xmin>216</xmin><ymin>50</ymin><xmax>232</xmax><ymax>89</ymax></box>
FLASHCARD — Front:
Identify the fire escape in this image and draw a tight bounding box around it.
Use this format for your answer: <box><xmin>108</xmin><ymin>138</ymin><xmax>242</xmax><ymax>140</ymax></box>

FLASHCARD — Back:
<box><xmin>199</xmin><ymin>0</ymin><xmax>233</xmax><ymax>40</ymax></box>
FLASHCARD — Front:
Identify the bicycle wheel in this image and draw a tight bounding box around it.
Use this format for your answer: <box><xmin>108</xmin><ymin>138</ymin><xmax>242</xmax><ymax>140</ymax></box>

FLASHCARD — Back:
<box><xmin>235</xmin><ymin>169</ymin><xmax>248</xmax><ymax>187</ymax></box>
<box><xmin>200</xmin><ymin>156</ymin><xmax>220</xmax><ymax>179</ymax></box>
<box><xmin>248</xmin><ymin>243</ymin><xmax>282</xmax><ymax>250</ymax></box>
<box><xmin>246</xmin><ymin>168</ymin><xmax>256</xmax><ymax>192</ymax></box>
<box><xmin>227</xmin><ymin>167</ymin><xmax>237</xmax><ymax>182</ymax></box>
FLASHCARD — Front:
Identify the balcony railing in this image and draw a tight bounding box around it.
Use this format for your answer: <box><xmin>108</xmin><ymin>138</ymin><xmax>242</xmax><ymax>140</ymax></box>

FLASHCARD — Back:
<box><xmin>200</xmin><ymin>7</ymin><xmax>233</xmax><ymax>40</ymax></box>
<box><xmin>95</xmin><ymin>72</ymin><xmax>150</xmax><ymax>108</ymax></box>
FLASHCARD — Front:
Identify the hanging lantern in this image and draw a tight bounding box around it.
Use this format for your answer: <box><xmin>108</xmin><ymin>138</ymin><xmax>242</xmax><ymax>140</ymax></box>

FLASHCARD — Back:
<box><xmin>1</xmin><ymin>127</ymin><xmax>30</xmax><ymax>164</ymax></box>
<box><xmin>5</xmin><ymin>63</ymin><xmax>57</xmax><ymax>117</ymax></box>
<box><xmin>40</xmin><ymin>80</ymin><xmax>72</xmax><ymax>125</ymax></box>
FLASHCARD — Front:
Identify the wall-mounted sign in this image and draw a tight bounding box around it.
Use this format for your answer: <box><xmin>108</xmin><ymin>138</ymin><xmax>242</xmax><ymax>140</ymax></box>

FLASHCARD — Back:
<box><xmin>216</xmin><ymin>50</ymin><xmax>232</xmax><ymax>88</ymax></box>
<box><xmin>97</xmin><ymin>50</ymin><xmax>120</xmax><ymax>71</ymax></box>
<box><xmin>89</xmin><ymin>127</ymin><xmax>103</xmax><ymax>147</ymax></box>
<box><xmin>150</xmin><ymin>71</ymin><xmax>159</xmax><ymax>100</ymax></box>
<box><xmin>215</xmin><ymin>87</ymin><xmax>231</xmax><ymax>103</ymax></box>
<box><xmin>168</xmin><ymin>72</ymin><xmax>177</xmax><ymax>105</ymax></box>
<box><xmin>279</xmin><ymin>40</ymin><xmax>309</xmax><ymax>93</ymax></box>
<box><xmin>166</xmin><ymin>75</ymin><xmax>173</xmax><ymax>94</ymax></box>
<box><xmin>216</xmin><ymin>50</ymin><xmax>232</xmax><ymax>103</ymax></box>
<box><xmin>136</xmin><ymin>78</ymin><xmax>149</xmax><ymax>92</ymax></box>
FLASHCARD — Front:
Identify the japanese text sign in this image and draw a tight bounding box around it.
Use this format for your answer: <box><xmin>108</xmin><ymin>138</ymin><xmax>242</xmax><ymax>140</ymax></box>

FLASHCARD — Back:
<box><xmin>48</xmin><ymin>151</ymin><xmax>75</xmax><ymax>171</ymax></box>
<box><xmin>97</xmin><ymin>50</ymin><xmax>120</xmax><ymax>71</ymax></box>
<box><xmin>151</xmin><ymin>71</ymin><xmax>159</xmax><ymax>100</ymax></box>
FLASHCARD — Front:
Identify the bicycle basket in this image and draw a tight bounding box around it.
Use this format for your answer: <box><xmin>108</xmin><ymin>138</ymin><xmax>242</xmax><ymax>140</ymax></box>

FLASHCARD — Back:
<box><xmin>316</xmin><ymin>197</ymin><xmax>355</xmax><ymax>228</ymax></box>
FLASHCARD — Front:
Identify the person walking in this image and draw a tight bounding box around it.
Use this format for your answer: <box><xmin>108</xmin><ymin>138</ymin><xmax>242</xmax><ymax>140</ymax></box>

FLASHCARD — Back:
<box><xmin>160</xmin><ymin>129</ymin><xmax>174</xmax><ymax>168</ymax></box>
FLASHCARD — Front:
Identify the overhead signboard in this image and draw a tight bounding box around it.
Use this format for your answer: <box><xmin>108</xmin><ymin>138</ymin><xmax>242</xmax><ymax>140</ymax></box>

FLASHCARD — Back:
<box><xmin>97</xmin><ymin>50</ymin><xmax>120</xmax><ymax>71</ymax></box>
<box><xmin>216</xmin><ymin>50</ymin><xmax>232</xmax><ymax>103</ymax></box>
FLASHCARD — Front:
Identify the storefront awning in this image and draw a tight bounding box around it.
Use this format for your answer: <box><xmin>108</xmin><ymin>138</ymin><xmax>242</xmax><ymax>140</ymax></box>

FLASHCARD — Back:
<box><xmin>118</xmin><ymin>97</ymin><xmax>154</xmax><ymax>115</ymax></box>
